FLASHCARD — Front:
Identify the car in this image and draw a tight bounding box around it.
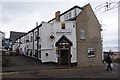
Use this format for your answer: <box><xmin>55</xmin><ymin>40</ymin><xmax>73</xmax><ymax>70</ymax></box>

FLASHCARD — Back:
<box><xmin>2</xmin><ymin>49</ymin><xmax>8</xmax><ymax>55</ymax></box>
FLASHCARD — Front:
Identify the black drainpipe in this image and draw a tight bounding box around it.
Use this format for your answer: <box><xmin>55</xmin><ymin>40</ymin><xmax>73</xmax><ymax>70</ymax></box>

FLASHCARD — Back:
<box><xmin>37</xmin><ymin>27</ymin><xmax>39</xmax><ymax>59</ymax></box>
<box><xmin>32</xmin><ymin>31</ymin><xmax>34</xmax><ymax>57</ymax></box>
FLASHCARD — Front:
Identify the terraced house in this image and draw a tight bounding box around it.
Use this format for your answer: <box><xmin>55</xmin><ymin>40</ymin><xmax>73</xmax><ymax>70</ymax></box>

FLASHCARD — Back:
<box><xmin>13</xmin><ymin>4</ymin><xmax>103</xmax><ymax>67</ymax></box>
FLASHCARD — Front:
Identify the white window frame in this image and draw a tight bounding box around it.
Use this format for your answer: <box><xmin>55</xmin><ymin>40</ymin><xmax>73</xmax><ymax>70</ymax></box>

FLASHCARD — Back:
<box><xmin>69</xmin><ymin>12</ymin><xmax>72</xmax><ymax>18</ymax></box>
<box><xmin>80</xmin><ymin>29</ymin><xmax>85</xmax><ymax>40</ymax></box>
<box><xmin>88</xmin><ymin>48</ymin><xmax>95</xmax><ymax>58</ymax></box>
<box><xmin>34</xmin><ymin>31</ymin><xmax>37</xmax><ymax>41</ymax></box>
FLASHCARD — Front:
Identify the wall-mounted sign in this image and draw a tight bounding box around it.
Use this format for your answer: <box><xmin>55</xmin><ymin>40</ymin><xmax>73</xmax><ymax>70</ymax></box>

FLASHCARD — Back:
<box><xmin>56</xmin><ymin>29</ymin><xmax>72</xmax><ymax>35</ymax></box>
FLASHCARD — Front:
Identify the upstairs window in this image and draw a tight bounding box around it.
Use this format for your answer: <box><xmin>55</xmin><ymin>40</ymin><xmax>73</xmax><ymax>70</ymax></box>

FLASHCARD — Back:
<box><xmin>31</xmin><ymin>34</ymin><xmax>33</xmax><ymax>42</ymax></box>
<box><xmin>35</xmin><ymin>31</ymin><xmax>37</xmax><ymax>41</ymax></box>
<box><xmin>26</xmin><ymin>36</ymin><xmax>29</xmax><ymax>42</ymax></box>
<box><xmin>80</xmin><ymin>29</ymin><xmax>85</xmax><ymax>40</ymax></box>
<box><xmin>64</xmin><ymin>13</ymin><xmax>69</xmax><ymax>20</ymax></box>
<box><xmin>69</xmin><ymin>12</ymin><xmax>71</xmax><ymax>18</ymax></box>
<box><xmin>24</xmin><ymin>37</ymin><xmax>25</xmax><ymax>43</ymax></box>
<box><xmin>61</xmin><ymin>22</ymin><xmax>65</xmax><ymax>29</ymax></box>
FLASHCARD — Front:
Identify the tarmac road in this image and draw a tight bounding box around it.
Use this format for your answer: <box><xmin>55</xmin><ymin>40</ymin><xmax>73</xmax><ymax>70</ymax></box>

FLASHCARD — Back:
<box><xmin>2</xmin><ymin>54</ymin><xmax>120</xmax><ymax>78</ymax></box>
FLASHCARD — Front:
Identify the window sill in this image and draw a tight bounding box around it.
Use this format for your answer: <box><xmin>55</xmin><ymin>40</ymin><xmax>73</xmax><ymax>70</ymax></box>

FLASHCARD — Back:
<box><xmin>88</xmin><ymin>55</ymin><xmax>95</xmax><ymax>58</ymax></box>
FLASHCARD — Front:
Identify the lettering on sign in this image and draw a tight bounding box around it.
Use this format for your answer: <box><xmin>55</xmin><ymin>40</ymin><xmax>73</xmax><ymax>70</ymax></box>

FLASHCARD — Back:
<box><xmin>56</xmin><ymin>29</ymin><xmax>72</xmax><ymax>35</ymax></box>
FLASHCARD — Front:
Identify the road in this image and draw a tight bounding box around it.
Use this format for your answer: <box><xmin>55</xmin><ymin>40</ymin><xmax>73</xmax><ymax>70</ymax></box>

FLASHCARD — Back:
<box><xmin>2</xmin><ymin>54</ymin><xmax>120</xmax><ymax>79</ymax></box>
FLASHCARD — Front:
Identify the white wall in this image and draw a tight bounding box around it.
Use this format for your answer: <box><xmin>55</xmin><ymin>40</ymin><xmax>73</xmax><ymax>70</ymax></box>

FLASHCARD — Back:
<box><xmin>34</xmin><ymin>29</ymin><xmax>37</xmax><ymax>50</ymax></box>
<box><xmin>13</xmin><ymin>6</ymin><xmax>81</xmax><ymax>64</ymax></box>
<box><xmin>53</xmin><ymin>21</ymin><xmax>77</xmax><ymax>63</ymax></box>
<box><xmin>41</xmin><ymin>22</ymin><xmax>52</xmax><ymax>49</ymax></box>
<box><xmin>76</xmin><ymin>8</ymin><xmax>82</xmax><ymax>16</ymax></box>
<box><xmin>18</xmin><ymin>35</ymin><xmax>25</xmax><ymax>54</ymax></box>
<box><xmin>40</xmin><ymin>22</ymin><xmax>56</xmax><ymax>62</ymax></box>
<box><xmin>13</xmin><ymin>41</ymin><xmax>19</xmax><ymax>52</ymax></box>
<box><xmin>14</xmin><ymin>21</ymin><xmax>77</xmax><ymax>63</ymax></box>
<box><xmin>0</xmin><ymin>33</ymin><xmax>2</xmax><ymax>50</ymax></box>
<box><xmin>0</xmin><ymin>33</ymin><xmax>4</xmax><ymax>51</ymax></box>
<box><xmin>37</xmin><ymin>7</ymin><xmax>81</xmax><ymax>63</ymax></box>
<box><xmin>41</xmin><ymin>49</ymin><xmax>57</xmax><ymax>63</ymax></box>
<box><xmin>19</xmin><ymin>43</ymin><xmax>25</xmax><ymax>54</ymax></box>
<box><xmin>39</xmin><ymin>21</ymin><xmax>77</xmax><ymax>63</ymax></box>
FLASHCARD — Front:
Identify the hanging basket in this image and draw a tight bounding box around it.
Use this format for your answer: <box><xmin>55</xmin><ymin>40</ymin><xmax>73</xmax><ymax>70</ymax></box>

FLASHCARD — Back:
<box><xmin>36</xmin><ymin>36</ymin><xmax>40</xmax><ymax>40</ymax></box>
<box><xmin>26</xmin><ymin>40</ymin><xmax>29</xmax><ymax>42</ymax></box>
<box><xmin>50</xmin><ymin>35</ymin><xmax>55</xmax><ymax>39</ymax></box>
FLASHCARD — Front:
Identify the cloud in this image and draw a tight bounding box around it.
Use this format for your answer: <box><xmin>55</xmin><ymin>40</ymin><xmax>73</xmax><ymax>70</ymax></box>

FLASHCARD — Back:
<box><xmin>96</xmin><ymin>5</ymin><xmax>118</xmax><ymax>50</ymax></box>
<box><xmin>1</xmin><ymin>0</ymin><xmax>110</xmax><ymax>2</ymax></box>
<box><xmin>0</xmin><ymin>1</ymin><xmax>119</xmax><ymax>51</ymax></box>
<box><xmin>2</xmin><ymin>2</ymin><xmax>42</xmax><ymax>23</ymax></box>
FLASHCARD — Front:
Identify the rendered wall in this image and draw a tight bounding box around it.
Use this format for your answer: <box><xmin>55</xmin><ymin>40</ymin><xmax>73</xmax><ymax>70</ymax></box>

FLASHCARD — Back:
<box><xmin>40</xmin><ymin>21</ymin><xmax>77</xmax><ymax>63</ymax></box>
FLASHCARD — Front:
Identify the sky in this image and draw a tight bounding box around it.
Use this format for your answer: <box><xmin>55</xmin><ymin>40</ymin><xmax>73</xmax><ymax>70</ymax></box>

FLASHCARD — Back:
<box><xmin>0</xmin><ymin>0</ymin><xmax>119</xmax><ymax>51</ymax></box>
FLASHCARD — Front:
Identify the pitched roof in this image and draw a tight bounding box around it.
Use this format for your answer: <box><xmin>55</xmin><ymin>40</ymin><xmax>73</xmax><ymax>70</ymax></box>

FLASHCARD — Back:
<box><xmin>14</xmin><ymin>5</ymin><xmax>83</xmax><ymax>42</ymax></box>
<box><xmin>0</xmin><ymin>31</ymin><xmax>4</xmax><ymax>34</ymax></box>
<box><xmin>48</xmin><ymin>5</ymin><xmax>83</xmax><ymax>23</ymax></box>
<box><xmin>55</xmin><ymin>35</ymin><xmax>73</xmax><ymax>46</ymax></box>
<box><xmin>10</xmin><ymin>31</ymin><xmax>26</xmax><ymax>43</ymax></box>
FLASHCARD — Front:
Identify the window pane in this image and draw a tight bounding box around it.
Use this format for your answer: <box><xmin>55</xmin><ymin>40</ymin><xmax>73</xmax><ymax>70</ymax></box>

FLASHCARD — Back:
<box><xmin>88</xmin><ymin>48</ymin><xmax>95</xmax><ymax>57</ymax></box>
<box><xmin>80</xmin><ymin>29</ymin><xmax>85</xmax><ymax>39</ymax></box>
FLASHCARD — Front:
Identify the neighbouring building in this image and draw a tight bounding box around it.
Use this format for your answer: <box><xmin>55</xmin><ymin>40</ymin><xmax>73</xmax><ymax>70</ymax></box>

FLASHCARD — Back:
<box><xmin>0</xmin><ymin>31</ymin><xmax>5</xmax><ymax>51</ymax></box>
<box><xmin>14</xmin><ymin>4</ymin><xmax>103</xmax><ymax>67</ymax></box>
<box><xmin>10</xmin><ymin>31</ymin><xmax>26</xmax><ymax>44</ymax></box>
<box><xmin>104</xmin><ymin>51</ymin><xmax>120</xmax><ymax>60</ymax></box>
<box><xmin>10</xmin><ymin>31</ymin><xmax>26</xmax><ymax>51</ymax></box>
<box><xmin>2</xmin><ymin>38</ymin><xmax>13</xmax><ymax>50</ymax></box>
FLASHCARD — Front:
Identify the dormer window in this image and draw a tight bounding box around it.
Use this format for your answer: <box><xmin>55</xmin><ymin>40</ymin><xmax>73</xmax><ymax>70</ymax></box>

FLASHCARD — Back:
<box><xmin>69</xmin><ymin>12</ymin><xmax>71</xmax><ymax>18</ymax></box>
<box><xmin>61</xmin><ymin>22</ymin><xmax>65</xmax><ymax>29</ymax></box>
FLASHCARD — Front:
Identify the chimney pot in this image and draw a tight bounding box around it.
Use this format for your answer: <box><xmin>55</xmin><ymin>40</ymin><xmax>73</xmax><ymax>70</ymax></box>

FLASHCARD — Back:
<box><xmin>55</xmin><ymin>11</ymin><xmax>60</xmax><ymax>21</ymax></box>
<box><xmin>36</xmin><ymin>22</ymin><xmax>38</xmax><ymax>27</ymax></box>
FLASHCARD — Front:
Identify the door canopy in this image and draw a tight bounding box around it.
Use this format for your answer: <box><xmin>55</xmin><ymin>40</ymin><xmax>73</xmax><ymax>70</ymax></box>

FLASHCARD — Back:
<box><xmin>55</xmin><ymin>35</ymin><xmax>73</xmax><ymax>46</ymax></box>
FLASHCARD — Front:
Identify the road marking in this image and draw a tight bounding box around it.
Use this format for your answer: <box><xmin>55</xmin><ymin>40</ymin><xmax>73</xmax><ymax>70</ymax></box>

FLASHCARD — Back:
<box><xmin>3</xmin><ymin>72</ymin><xmax>18</xmax><ymax>75</ymax></box>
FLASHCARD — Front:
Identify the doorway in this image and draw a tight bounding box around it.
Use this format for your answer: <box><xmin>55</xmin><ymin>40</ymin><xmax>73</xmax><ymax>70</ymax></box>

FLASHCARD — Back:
<box><xmin>55</xmin><ymin>35</ymin><xmax>73</xmax><ymax>65</ymax></box>
<box><xmin>60</xmin><ymin>49</ymin><xmax>69</xmax><ymax>65</ymax></box>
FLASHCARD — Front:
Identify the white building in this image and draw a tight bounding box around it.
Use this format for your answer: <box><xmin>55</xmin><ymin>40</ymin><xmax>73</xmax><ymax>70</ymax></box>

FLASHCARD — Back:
<box><xmin>14</xmin><ymin>4</ymin><xmax>103</xmax><ymax>67</ymax></box>
<box><xmin>0</xmin><ymin>31</ymin><xmax>5</xmax><ymax>51</ymax></box>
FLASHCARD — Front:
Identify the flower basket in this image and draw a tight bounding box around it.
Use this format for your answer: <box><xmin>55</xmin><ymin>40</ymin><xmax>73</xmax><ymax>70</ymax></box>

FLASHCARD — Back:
<box><xmin>50</xmin><ymin>35</ymin><xmax>55</xmax><ymax>39</ymax></box>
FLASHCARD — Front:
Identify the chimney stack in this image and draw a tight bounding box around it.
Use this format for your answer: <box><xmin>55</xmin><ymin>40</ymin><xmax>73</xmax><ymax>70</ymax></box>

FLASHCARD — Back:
<box><xmin>55</xmin><ymin>11</ymin><xmax>60</xmax><ymax>21</ymax></box>
<box><xmin>36</xmin><ymin>22</ymin><xmax>38</xmax><ymax>27</ymax></box>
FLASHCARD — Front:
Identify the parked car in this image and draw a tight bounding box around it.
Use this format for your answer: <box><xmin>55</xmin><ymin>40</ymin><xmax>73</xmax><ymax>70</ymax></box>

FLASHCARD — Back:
<box><xmin>2</xmin><ymin>49</ymin><xmax>7</xmax><ymax>55</ymax></box>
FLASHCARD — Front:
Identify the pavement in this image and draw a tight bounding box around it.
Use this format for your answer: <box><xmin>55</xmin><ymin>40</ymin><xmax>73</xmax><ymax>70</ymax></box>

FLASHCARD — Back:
<box><xmin>1</xmin><ymin>54</ymin><xmax>120</xmax><ymax>78</ymax></box>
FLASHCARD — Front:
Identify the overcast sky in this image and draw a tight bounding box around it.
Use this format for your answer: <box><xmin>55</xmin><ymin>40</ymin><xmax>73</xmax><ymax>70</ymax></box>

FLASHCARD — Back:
<box><xmin>0</xmin><ymin>0</ymin><xmax>119</xmax><ymax>51</ymax></box>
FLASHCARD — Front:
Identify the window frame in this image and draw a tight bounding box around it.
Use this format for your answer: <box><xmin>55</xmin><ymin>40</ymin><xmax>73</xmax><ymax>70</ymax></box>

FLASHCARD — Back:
<box><xmin>30</xmin><ymin>34</ymin><xmax>33</xmax><ymax>42</ymax></box>
<box><xmin>80</xmin><ymin>28</ymin><xmax>85</xmax><ymax>40</ymax></box>
<box><xmin>34</xmin><ymin>31</ymin><xmax>37</xmax><ymax>41</ymax></box>
<box><xmin>61</xmin><ymin>23</ymin><xmax>65</xmax><ymax>29</ymax></box>
<box><xmin>88</xmin><ymin>48</ymin><xmax>95</xmax><ymax>58</ymax></box>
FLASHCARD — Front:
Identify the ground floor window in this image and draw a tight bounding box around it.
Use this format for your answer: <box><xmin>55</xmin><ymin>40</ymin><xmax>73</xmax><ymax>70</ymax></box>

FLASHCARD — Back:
<box><xmin>88</xmin><ymin>48</ymin><xmax>95</xmax><ymax>57</ymax></box>
<box><xmin>30</xmin><ymin>49</ymin><xmax>32</xmax><ymax>56</ymax></box>
<box><xmin>39</xmin><ymin>50</ymin><xmax>41</xmax><ymax>58</ymax></box>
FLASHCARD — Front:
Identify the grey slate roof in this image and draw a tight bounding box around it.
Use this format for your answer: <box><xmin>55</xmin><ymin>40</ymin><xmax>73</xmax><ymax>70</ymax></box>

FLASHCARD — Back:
<box><xmin>10</xmin><ymin>31</ymin><xmax>26</xmax><ymax>43</ymax></box>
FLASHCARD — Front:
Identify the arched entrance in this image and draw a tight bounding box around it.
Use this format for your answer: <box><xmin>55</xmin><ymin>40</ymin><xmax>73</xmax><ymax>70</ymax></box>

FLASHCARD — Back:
<box><xmin>55</xmin><ymin>35</ymin><xmax>73</xmax><ymax>65</ymax></box>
